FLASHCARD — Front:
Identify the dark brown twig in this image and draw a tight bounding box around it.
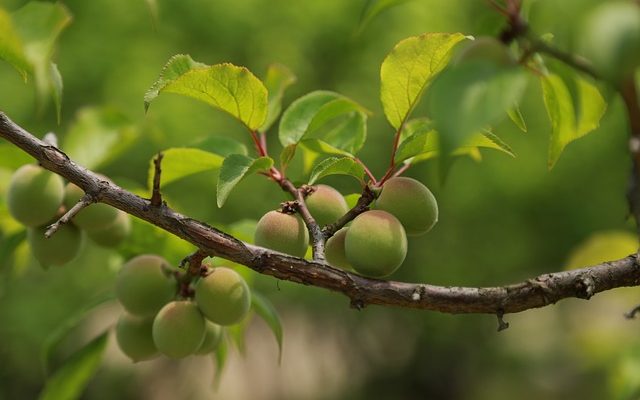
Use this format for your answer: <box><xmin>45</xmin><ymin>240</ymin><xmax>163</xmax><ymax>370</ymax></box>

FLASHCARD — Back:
<box><xmin>150</xmin><ymin>152</ymin><xmax>164</xmax><ymax>207</ymax></box>
<box><xmin>280</xmin><ymin>179</ymin><xmax>325</xmax><ymax>261</ymax></box>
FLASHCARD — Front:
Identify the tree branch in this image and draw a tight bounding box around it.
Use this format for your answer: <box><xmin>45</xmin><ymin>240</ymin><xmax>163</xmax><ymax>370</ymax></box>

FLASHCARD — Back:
<box><xmin>279</xmin><ymin>179</ymin><xmax>325</xmax><ymax>261</ymax></box>
<box><xmin>2</xmin><ymin>112</ymin><xmax>640</xmax><ymax>315</ymax></box>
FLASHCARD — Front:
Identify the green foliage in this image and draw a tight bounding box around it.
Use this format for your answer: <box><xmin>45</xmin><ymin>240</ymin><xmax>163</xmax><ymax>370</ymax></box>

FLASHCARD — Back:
<box><xmin>216</xmin><ymin>155</ymin><xmax>274</xmax><ymax>207</ymax></box>
<box><xmin>380</xmin><ymin>32</ymin><xmax>467</xmax><ymax>129</ymax></box>
<box><xmin>7</xmin><ymin>164</ymin><xmax>64</xmax><ymax>227</ymax></box>
<box><xmin>376</xmin><ymin>177</ymin><xmax>438</xmax><ymax>236</ymax></box>
<box><xmin>541</xmin><ymin>73</ymin><xmax>606</xmax><ymax>169</ymax></box>
<box><xmin>152</xmin><ymin>301</ymin><xmax>206</xmax><ymax>359</ymax></box>
<box><xmin>254</xmin><ymin>211</ymin><xmax>309</xmax><ymax>257</ymax></box>
<box><xmin>250</xmin><ymin>292</ymin><xmax>283</xmax><ymax>363</ymax></box>
<box><xmin>262</xmin><ymin>63</ymin><xmax>297</xmax><ymax>132</ymax></box>
<box><xmin>0</xmin><ymin>8</ymin><xmax>29</xmax><ymax>79</ymax></box>
<box><xmin>145</xmin><ymin>56</ymin><xmax>268</xmax><ymax>131</ymax></box>
<box><xmin>115</xmin><ymin>255</ymin><xmax>176</xmax><ymax>317</ymax></box>
<box><xmin>345</xmin><ymin>210</ymin><xmax>408</xmax><ymax>278</ymax></box>
<box><xmin>195</xmin><ymin>267</ymin><xmax>251</xmax><ymax>326</ymax></box>
<box><xmin>308</xmin><ymin>157</ymin><xmax>365</xmax><ymax>185</ymax></box>
<box><xmin>305</xmin><ymin>184</ymin><xmax>349</xmax><ymax>227</ymax></box>
<box><xmin>27</xmin><ymin>224</ymin><xmax>84</xmax><ymax>268</ymax></box>
<box><xmin>148</xmin><ymin>147</ymin><xmax>224</xmax><ymax>189</ymax></box>
<box><xmin>38</xmin><ymin>331</ymin><xmax>109</xmax><ymax>400</ymax></box>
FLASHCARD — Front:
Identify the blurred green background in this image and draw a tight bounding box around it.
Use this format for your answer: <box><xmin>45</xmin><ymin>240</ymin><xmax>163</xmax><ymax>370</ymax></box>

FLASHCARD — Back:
<box><xmin>1</xmin><ymin>0</ymin><xmax>640</xmax><ymax>399</ymax></box>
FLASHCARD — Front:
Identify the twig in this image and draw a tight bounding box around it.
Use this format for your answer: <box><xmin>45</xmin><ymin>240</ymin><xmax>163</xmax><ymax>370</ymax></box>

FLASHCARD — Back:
<box><xmin>45</xmin><ymin>194</ymin><xmax>93</xmax><ymax>238</ymax></box>
<box><xmin>496</xmin><ymin>310</ymin><xmax>510</xmax><ymax>331</ymax></box>
<box><xmin>280</xmin><ymin>179</ymin><xmax>325</xmax><ymax>261</ymax></box>
<box><xmin>3</xmin><ymin>111</ymin><xmax>640</xmax><ymax>315</ymax></box>
<box><xmin>625</xmin><ymin>304</ymin><xmax>640</xmax><ymax>319</ymax></box>
<box><xmin>150</xmin><ymin>152</ymin><xmax>164</xmax><ymax>207</ymax></box>
<box><xmin>322</xmin><ymin>185</ymin><xmax>376</xmax><ymax>238</ymax></box>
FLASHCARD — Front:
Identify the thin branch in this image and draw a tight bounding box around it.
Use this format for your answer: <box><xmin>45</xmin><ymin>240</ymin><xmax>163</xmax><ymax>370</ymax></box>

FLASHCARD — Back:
<box><xmin>528</xmin><ymin>37</ymin><xmax>599</xmax><ymax>80</ymax></box>
<box><xmin>322</xmin><ymin>185</ymin><xmax>376</xmax><ymax>238</ymax></box>
<box><xmin>280</xmin><ymin>179</ymin><xmax>325</xmax><ymax>261</ymax></box>
<box><xmin>625</xmin><ymin>304</ymin><xmax>640</xmax><ymax>320</ymax></box>
<box><xmin>150</xmin><ymin>152</ymin><xmax>164</xmax><ymax>207</ymax></box>
<box><xmin>2</xmin><ymin>111</ymin><xmax>640</xmax><ymax>315</ymax></box>
<box><xmin>45</xmin><ymin>194</ymin><xmax>93</xmax><ymax>238</ymax></box>
<box><xmin>354</xmin><ymin>157</ymin><xmax>377</xmax><ymax>184</ymax></box>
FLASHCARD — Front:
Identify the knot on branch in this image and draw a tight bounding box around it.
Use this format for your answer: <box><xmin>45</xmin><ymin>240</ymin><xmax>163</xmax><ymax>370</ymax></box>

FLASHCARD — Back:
<box><xmin>280</xmin><ymin>201</ymin><xmax>298</xmax><ymax>214</ymax></box>
<box><xmin>411</xmin><ymin>285</ymin><xmax>427</xmax><ymax>302</ymax></box>
<box><xmin>527</xmin><ymin>275</ymin><xmax>555</xmax><ymax>305</ymax></box>
<box><xmin>575</xmin><ymin>275</ymin><xmax>596</xmax><ymax>300</ymax></box>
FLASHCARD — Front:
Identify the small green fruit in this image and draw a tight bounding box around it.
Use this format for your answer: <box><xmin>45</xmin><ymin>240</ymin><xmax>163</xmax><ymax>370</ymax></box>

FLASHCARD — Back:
<box><xmin>455</xmin><ymin>36</ymin><xmax>516</xmax><ymax>67</ymax></box>
<box><xmin>345</xmin><ymin>210</ymin><xmax>407</xmax><ymax>278</ymax></box>
<box><xmin>196</xmin><ymin>321</ymin><xmax>223</xmax><ymax>355</ymax></box>
<box><xmin>27</xmin><ymin>224</ymin><xmax>84</xmax><ymax>267</ymax></box>
<box><xmin>153</xmin><ymin>301</ymin><xmax>206</xmax><ymax>359</ymax></box>
<box><xmin>254</xmin><ymin>211</ymin><xmax>309</xmax><ymax>257</ymax></box>
<box><xmin>195</xmin><ymin>267</ymin><xmax>251</xmax><ymax>326</ymax></box>
<box><xmin>87</xmin><ymin>210</ymin><xmax>131</xmax><ymax>247</ymax></box>
<box><xmin>64</xmin><ymin>183</ymin><xmax>119</xmax><ymax>230</ymax></box>
<box><xmin>115</xmin><ymin>255</ymin><xmax>176</xmax><ymax>317</ymax></box>
<box><xmin>7</xmin><ymin>164</ymin><xmax>64</xmax><ymax>227</ymax></box>
<box><xmin>376</xmin><ymin>177</ymin><xmax>438</xmax><ymax>236</ymax></box>
<box><xmin>325</xmin><ymin>227</ymin><xmax>352</xmax><ymax>271</ymax></box>
<box><xmin>115</xmin><ymin>313</ymin><xmax>158</xmax><ymax>362</ymax></box>
<box><xmin>578</xmin><ymin>2</ymin><xmax>640</xmax><ymax>82</ymax></box>
<box><xmin>305</xmin><ymin>185</ymin><xmax>349</xmax><ymax>227</ymax></box>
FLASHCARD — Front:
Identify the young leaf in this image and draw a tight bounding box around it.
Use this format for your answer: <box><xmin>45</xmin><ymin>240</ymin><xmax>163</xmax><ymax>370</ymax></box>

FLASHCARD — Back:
<box><xmin>63</xmin><ymin>107</ymin><xmax>138</xmax><ymax>170</ymax></box>
<box><xmin>507</xmin><ymin>105</ymin><xmax>527</xmax><ymax>132</ymax></box>
<box><xmin>0</xmin><ymin>7</ymin><xmax>30</xmax><ymax>79</ymax></box>
<box><xmin>380</xmin><ymin>32</ymin><xmax>467</xmax><ymax>130</ymax></box>
<box><xmin>147</xmin><ymin>147</ymin><xmax>225</xmax><ymax>190</ymax></box>
<box><xmin>541</xmin><ymin>74</ymin><xmax>606</xmax><ymax>169</ymax></box>
<box><xmin>261</xmin><ymin>63</ymin><xmax>297</xmax><ymax>132</ymax></box>
<box><xmin>145</xmin><ymin>57</ymin><xmax>268</xmax><ymax>131</ymax></box>
<box><xmin>279</xmin><ymin>91</ymin><xmax>368</xmax><ymax>152</ymax></box>
<box><xmin>429</xmin><ymin>62</ymin><xmax>527</xmax><ymax>156</ymax></box>
<box><xmin>357</xmin><ymin>0</ymin><xmax>414</xmax><ymax>34</ymax></box>
<box><xmin>394</xmin><ymin>120</ymin><xmax>436</xmax><ymax>163</ymax></box>
<box><xmin>252</xmin><ymin>292</ymin><xmax>284</xmax><ymax>364</ymax></box>
<box><xmin>50</xmin><ymin>63</ymin><xmax>63</xmax><ymax>123</ymax></box>
<box><xmin>217</xmin><ymin>155</ymin><xmax>274</xmax><ymax>207</ymax></box>
<box><xmin>280</xmin><ymin>144</ymin><xmax>297</xmax><ymax>171</ymax></box>
<box><xmin>408</xmin><ymin>130</ymin><xmax>515</xmax><ymax>164</ymax></box>
<box><xmin>38</xmin><ymin>331</ymin><xmax>109</xmax><ymax>400</ymax></box>
<box><xmin>195</xmin><ymin>136</ymin><xmax>248</xmax><ymax>157</ymax></box>
<box><xmin>308</xmin><ymin>157</ymin><xmax>365</xmax><ymax>185</ymax></box>
<box><xmin>301</xmin><ymin>139</ymin><xmax>353</xmax><ymax>157</ymax></box>
<box><xmin>12</xmin><ymin>2</ymin><xmax>72</xmax><ymax>113</ymax></box>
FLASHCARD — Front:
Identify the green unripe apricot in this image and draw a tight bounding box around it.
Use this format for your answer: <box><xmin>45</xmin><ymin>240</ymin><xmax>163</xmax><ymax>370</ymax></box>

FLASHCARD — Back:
<box><xmin>305</xmin><ymin>184</ymin><xmax>349</xmax><ymax>227</ymax></box>
<box><xmin>196</xmin><ymin>321</ymin><xmax>223</xmax><ymax>355</ymax></box>
<box><xmin>195</xmin><ymin>267</ymin><xmax>251</xmax><ymax>326</ymax></box>
<box><xmin>376</xmin><ymin>177</ymin><xmax>438</xmax><ymax>236</ymax></box>
<box><xmin>115</xmin><ymin>255</ymin><xmax>176</xmax><ymax>317</ymax></box>
<box><xmin>254</xmin><ymin>211</ymin><xmax>309</xmax><ymax>257</ymax></box>
<box><xmin>87</xmin><ymin>210</ymin><xmax>131</xmax><ymax>248</ymax></box>
<box><xmin>7</xmin><ymin>164</ymin><xmax>64</xmax><ymax>227</ymax></box>
<box><xmin>27</xmin><ymin>224</ymin><xmax>84</xmax><ymax>267</ymax></box>
<box><xmin>115</xmin><ymin>313</ymin><xmax>158</xmax><ymax>362</ymax></box>
<box><xmin>345</xmin><ymin>210</ymin><xmax>407</xmax><ymax>278</ymax></box>
<box><xmin>455</xmin><ymin>36</ymin><xmax>516</xmax><ymax>67</ymax></box>
<box><xmin>152</xmin><ymin>301</ymin><xmax>206</xmax><ymax>359</ymax></box>
<box><xmin>578</xmin><ymin>2</ymin><xmax>640</xmax><ymax>83</ymax></box>
<box><xmin>325</xmin><ymin>227</ymin><xmax>352</xmax><ymax>271</ymax></box>
<box><xmin>64</xmin><ymin>183</ymin><xmax>119</xmax><ymax>230</ymax></box>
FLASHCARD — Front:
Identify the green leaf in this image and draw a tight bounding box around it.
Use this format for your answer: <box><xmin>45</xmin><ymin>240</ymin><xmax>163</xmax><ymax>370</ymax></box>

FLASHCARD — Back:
<box><xmin>212</xmin><ymin>336</ymin><xmax>229</xmax><ymax>389</ymax></box>
<box><xmin>41</xmin><ymin>294</ymin><xmax>114</xmax><ymax>376</ymax></box>
<box><xmin>541</xmin><ymin>73</ymin><xmax>607</xmax><ymax>169</ymax></box>
<box><xmin>280</xmin><ymin>144</ymin><xmax>297</xmax><ymax>171</ymax></box>
<box><xmin>148</xmin><ymin>147</ymin><xmax>225</xmax><ymax>190</ymax></box>
<box><xmin>0</xmin><ymin>7</ymin><xmax>30</xmax><ymax>79</ymax></box>
<box><xmin>394</xmin><ymin>120</ymin><xmax>436</xmax><ymax>163</ymax></box>
<box><xmin>12</xmin><ymin>2</ymin><xmax>72</xmax><ymax>113</ymax></box>
<box><xmin>507</xmin><ymin>105</ymin><xmax>527</xmax><ymax>132</ymax></box>
<box><xmin>38</xmin><ymin>331</ymin><xmax>109</xmax><ymax>400</ymax></box>
<box><xmin>49</xmin><ymin>62</ymin><xmax>63</xmax><ymax>123</ymax></box>
<box><xmin>344</xmin><ymin>193</ymin><xmax>361</xmax><ymax>209</ymax></box>
<box><xmin>63</xmin><ymin>107</ymin><xmax>138</xmax><ymax>170</ymax></box>
<box><xmin>252</xmin><ymin>292</ymin><xmax>283</xmax><ymax>364</ymax></box>
<box><xmin>308</xmin><ymin>157</ymin><xmax>365</xmax><ymax>185</ymax></box>
<box><xmin>408</xmin><ymin>130</ymin><xmax>515</xmax><ymax>164</ymax></box>
<box><xmin>195</xmin><ymin>136</ymin><xmax>248</xmax><ymax>157</ymax></box>
<box><xmin>279</xmin><ymin>91</ymin><xmax>368</xmax><ymax>152</ymax></box>
<box><xmin>217</xmin><ymin>155</ymin><xmax>274</xmax><ymax>207</ymax></box>
<box><xmin>145</xmin><ymin>56</ymin><xmax>268</xmax><ymax>131</ymax></box>
<box><xmin>380</xmin><ymin>32</ymin><xmax>467</xmax><ymax>129</ymax></box>
<box><xmin>357</xmin><ymin>0</ymin><xmax>414</xmax><ymax>34</ymax></box>
<box><xmin>0</xmin><ymin>229</ymin><xmax>26</xmax><ymax>269</ymax></box>
<box><xmin>301</xmin><ymin>139</ymin><xmax>353</xmax><ymax>157</ymax></box>
<box><xmin>430</xmin><ymin>62</ymin><xmax>528</xmax><ymax>155</ymax></box>
<box><xmin>261</xmin><ymin>63</ymin><xmax>297</xmax><ymax>132</ymax></box>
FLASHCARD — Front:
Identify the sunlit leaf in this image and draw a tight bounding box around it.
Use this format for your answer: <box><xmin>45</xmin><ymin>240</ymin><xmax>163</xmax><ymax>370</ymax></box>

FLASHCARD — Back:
<box><xmin>38</xmin><ymin>331</ymin><xmax>109</xmax><ymax>400</ymax></box>
<box><xmin>252</xmin><ymin>292</ymin><xmax>283</xmax><ymax>363</ymax></box>
<box><xmin>301</xmin><ymin>139</ymin><xmax>353</xmax><ymax>157</ymax></box>
<box><xmin>280</xmin><ymin>144</ymin><xmax>297</xmax><ymax>171</ymax></box>
<box><xmin>344</xmin><ymin>193</ymin><xmax>361</xmax><ymax>209</ymax></box>
<box><xmin>380</xmin><ymin>32</ymin><xmax>467</xmax><ymax>129</ymax></box>
<box><xmin>12</xmin><ymin>2</ymin><xmax>72</xmax><ymax>113</ymax></box>
<box><xmin>262</xmin><ymin>63</ymin><xmax>297</xmax><ymax>132</ymax></box>
<box><xmin>0</xmin><ymin>7</ymin><xmax>30</xmax><ymax>79</ymax></box>
<box><xmin>430</xmin><ymin>62</ymin><xmax>527</xmax><ymax>155</ymax></box>
<box><xmin>147</xmin><ymin>147</ymin><xmax>224</xmax><ymax>190</ymax></box>
<box><xmin>195</xmin><ymin>136</ymin><xmax>248</xmax><ymax>157</ymax></box>
<box><xmin>217</xmin><ymin>155</ymin><xmax>273</xmax><ymax>207</ymax></box>
<box><xmin>507</xmin><ymin>105</ymin><xmax>527</xmax><ymax>132</ymax></box>
<box><xmin>63</xmin><ymin>107</ymin><xmax>138</xmax><ymax>170</ymax></box>
<box><xmin>541</xmin><ymin>73</ymin><xmax>606</xmax><ymax>169</ymax></box>
<box><xmin>409</xmin><ymin>130</ymin><xmax>515</xmax><ymax>164</ymax></box>
<box><xmin>308</xmin><ymin>157</ymin><xmax>365</xmax><ymax>185</ymax></box>
<box><xmin>145</xmin><ymin>56</ymin><xmax>268</xmax><ymax>131</ymax></box>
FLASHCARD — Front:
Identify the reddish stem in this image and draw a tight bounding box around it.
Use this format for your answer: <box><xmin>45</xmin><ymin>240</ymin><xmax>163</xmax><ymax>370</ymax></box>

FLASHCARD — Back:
<box><xmin>354</xmin><ymin>157</ymin><xmax>377</xmax><ymax>184</ymax></box>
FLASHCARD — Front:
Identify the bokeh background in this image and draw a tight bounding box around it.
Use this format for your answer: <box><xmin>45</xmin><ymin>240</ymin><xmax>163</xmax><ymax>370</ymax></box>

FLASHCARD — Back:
<box><xmin>1</xmin><ymin>0</ymin><xmax>640</xmax><ymax>399</ymax></box>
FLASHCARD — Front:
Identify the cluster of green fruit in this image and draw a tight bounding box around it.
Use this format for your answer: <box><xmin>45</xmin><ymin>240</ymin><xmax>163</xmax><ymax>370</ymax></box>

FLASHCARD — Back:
<box><xmin>6</xmin><ymin>164</ymin><xmax>130</xmax><ymax>267</ymax></box>
<box><xmin>114</xmin><ymin>254</ymin><xmax>251</xmax><ymax>361</ymax></box>
<box><xmin>254</xmin><ymin>177</ymin><xmax>438</xmax><ymax>278</ymax></box>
